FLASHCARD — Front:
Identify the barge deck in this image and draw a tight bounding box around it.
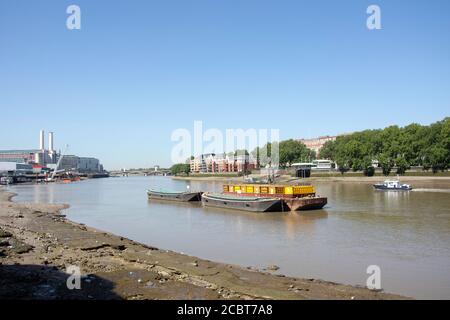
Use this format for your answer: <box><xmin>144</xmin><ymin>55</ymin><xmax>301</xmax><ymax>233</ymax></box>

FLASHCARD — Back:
<box><xmin>201</xmin><ymin>193</ymin><xmax>285</xmax><ymax>212</ymax></box>
<box><xmin>147</xmin><ymin>189</ymin><xmax>203</xmax><ymax>202</ymax></box>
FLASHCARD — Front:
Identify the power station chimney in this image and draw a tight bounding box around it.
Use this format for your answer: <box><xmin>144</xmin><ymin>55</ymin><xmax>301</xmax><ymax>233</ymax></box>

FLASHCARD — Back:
<box><xmin>39</xmin><ymin>130</ymin><xmax>45</xmax><ymax>150</ymax></box>
<box><xmin>49</xmin><ymin>132</ymin><xmax>54</xmax><ymax>152</ymax></box>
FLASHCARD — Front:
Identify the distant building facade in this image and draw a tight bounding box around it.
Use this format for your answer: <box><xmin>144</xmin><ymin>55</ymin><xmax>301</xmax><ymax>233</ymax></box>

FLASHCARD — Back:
<box><xmin>312</xmin><ymin>159</ymin><xmax>334</xmax><ymax>170</ymax></box>
<box><xmin>60</xmin><ymin>155</ymin><xmax>101</xmax><ymax>172</ymax></box>
<box><xmin>292</xmin><ymin>159</ymin><xmax>335</xmax><ymax>171</ymax></box>
<box><xmin>0</xmin><ymin>162</ymin><xmax>33</xmax><ymax>174</ymax></box>
<box><xmin>190</xmin><ymin>153</ymin><xmax>257</xmax><ymax>174</ymax></box>
<box><xmin>0</xmin><ymin>150</ymin><xmax>40</xmax><ymax>164</ymax></box>
<box><xmin>298</xmin><ymin>135</ymin><xmax>338</xmax><ymax>156</ymax></box>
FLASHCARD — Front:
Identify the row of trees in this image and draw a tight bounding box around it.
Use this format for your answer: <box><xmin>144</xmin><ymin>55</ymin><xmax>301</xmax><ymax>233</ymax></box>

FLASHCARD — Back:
<box><xmin>320</xmin><ymin>118</ymin><xmax>450</xmax><ymax>175</ymax></box>
<box><xmin>170</xmin><ymin>163</ymin><xmax>190</xmax><ymax>175</ymax></box>
<box><xmin>171</xmin><ymin>139</ymin><xmax>316</xmax><ymax>175</ymax></box>
<box><xmin>251</xmin><ymin>139</ymin><xmax>316</xmax><ymax>168</ymax></box>
<box><xmin>171</xmin><ymin>118</ymin><xmax>449</xmax><ymax>175</ymax></box>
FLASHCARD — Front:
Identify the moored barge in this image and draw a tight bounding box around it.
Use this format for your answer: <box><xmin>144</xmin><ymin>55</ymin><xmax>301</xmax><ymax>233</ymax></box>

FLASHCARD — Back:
<box><xmin>201</xmin><ymin>193</ymin><xmax>284</xmax><ymax>212</ymax></box>
<box><xmin>222</xmin><ymin>184</ymin><xmax>327</xmax><ymax>211</ymax></box>
<box><xmin>147</xmin><ymin>189</ymin><xmax>203</xmax><ymax>202</ymax></box>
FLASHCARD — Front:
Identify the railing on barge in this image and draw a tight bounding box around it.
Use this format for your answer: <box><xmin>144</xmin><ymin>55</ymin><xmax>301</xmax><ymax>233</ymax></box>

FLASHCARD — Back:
<box><xmin>223</xmin><ymin>184</ymin><xmax>316</xmax><ymax>198</ymax></box>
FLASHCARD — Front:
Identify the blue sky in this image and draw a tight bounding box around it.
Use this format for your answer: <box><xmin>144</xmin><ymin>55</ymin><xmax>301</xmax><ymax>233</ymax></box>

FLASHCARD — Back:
<box><xmin>0</xmin><ymin>0</ymin><xmax>449</xmax><ymax>169</ymax></box>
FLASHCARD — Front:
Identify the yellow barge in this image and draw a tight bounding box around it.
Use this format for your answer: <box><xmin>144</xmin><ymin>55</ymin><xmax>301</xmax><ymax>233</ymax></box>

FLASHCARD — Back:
<box><xmin>222</xmin><ymin>184</ymin><xmax>327</xmax><ymax>211</ymax></box>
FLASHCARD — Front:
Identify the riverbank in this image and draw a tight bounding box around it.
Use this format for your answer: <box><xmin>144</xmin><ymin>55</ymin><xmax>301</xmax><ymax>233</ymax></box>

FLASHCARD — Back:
<box><xmin>172</xmin><ymin>174</ymin><xmax>450</xmax><ymax>185</ymax></box>
<box><xmin>0</xmin><ymin>187</ymin><xmax>407</xmax><ymax>300</ymax></box>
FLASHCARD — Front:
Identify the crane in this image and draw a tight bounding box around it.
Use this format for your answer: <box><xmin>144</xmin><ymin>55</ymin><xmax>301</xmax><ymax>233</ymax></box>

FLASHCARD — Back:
<box><xmin>47</xmin><ymin>144</ymin><xmax>69</xmax><ymax>182</ymax></box>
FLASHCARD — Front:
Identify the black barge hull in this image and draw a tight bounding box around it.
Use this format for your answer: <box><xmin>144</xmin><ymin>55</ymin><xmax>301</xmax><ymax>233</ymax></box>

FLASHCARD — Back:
<box><xmin>147</xmin><ymin>191</ymin><xmax>203</xmax><ymax>202</ymax></box>
<box><xmin>201</xmin><ymin>193</ymin><xmax>284</xmax><ymax>212</ymax></box>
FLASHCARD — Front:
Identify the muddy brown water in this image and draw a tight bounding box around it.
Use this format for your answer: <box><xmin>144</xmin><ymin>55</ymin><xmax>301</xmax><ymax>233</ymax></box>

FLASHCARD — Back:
<box><xmin>9</xmin><ymin>176</ymin><xmax>450</xmax><ymax>299</ymax></box>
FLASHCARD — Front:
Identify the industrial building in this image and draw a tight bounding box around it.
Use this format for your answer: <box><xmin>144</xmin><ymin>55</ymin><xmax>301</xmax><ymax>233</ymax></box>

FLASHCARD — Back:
<box><xmin>0</xmin><ymin>130</ymin><xmax>57</xmax><ymax>166</ymax></box>
<box><xmin>60</xmin><ymin>155</ymin><xmax>102</xmax><ymax>173</ymax></box>
<box><xmin>0</xmin><ymin>130</ymin><xmax>104</xmax><ymax>173</ymax></box>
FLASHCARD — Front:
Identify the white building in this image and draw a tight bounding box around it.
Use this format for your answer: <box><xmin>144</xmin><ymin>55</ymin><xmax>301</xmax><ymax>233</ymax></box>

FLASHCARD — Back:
<box><xmin>0</xmin><ymin>162</ymin><xmax>33</xmax><ymax>174</ymax></box>
<box><xmin>312</xmin><ymin>159</ymin><xmax>335</xmax><ymax>170</ymax></box>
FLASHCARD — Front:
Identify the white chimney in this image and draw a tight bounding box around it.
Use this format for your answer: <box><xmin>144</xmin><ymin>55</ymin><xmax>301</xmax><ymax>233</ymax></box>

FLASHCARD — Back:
<box><xmin>49</xmin><ymin>132</ymin><xmax>54</xmax><ymax>152</ymax></box>
<box><xmin>39</xmin><ymin>130</ymin><xmax>45</xmax><ymax>150</ymax></box>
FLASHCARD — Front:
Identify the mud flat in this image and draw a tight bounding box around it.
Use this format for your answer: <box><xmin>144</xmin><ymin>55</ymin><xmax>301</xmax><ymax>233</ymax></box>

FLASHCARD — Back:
<box><xmin>0</xmin><ymin>187</ymin><xmax>407</xmax><ymax>300</ymax></box>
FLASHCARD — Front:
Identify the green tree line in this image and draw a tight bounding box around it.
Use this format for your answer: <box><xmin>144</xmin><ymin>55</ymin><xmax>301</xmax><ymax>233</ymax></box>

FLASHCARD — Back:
<box><xmin>252</xmin><ymin>139</ymin><xmax>316</xmax><ymax>168</ymax></box>
<box><xmin>170</xmin><ymin>163</ymin><xmax>190</xmax><ymax>175</ymax></box>
<box><xmin>320</xmin><ymin>117</ymin><xmax>450</xmax><ymax>175</ymax></box>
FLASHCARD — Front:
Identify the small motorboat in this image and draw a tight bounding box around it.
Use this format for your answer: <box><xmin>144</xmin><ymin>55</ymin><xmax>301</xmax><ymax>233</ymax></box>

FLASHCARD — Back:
<box><xmin>201</xmin><ymin>192</ymin><xmax>284</xmax><ymax>212</ymax></box>
<box><xmin>147</xmin><ymin>188</ymin><xmax>203</xmax><ymax>202</ymax></box>
<box><xmin>373</xmin><ymin>180</ymin><xmax>412</xmax><ymax>191</ymax></box>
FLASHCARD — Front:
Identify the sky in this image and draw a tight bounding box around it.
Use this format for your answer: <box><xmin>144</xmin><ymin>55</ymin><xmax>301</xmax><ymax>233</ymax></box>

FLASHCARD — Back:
<box><xmin>0</xmin><ymin>0</ymin><xmax>449</xmax><ymax>169</ymax></box>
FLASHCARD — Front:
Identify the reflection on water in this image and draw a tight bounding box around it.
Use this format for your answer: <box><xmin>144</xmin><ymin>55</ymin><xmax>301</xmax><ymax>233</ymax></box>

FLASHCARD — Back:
<box><xmin>9</xmin><ymin>176</ymin><xmax>450</xmax><ymax>299</ymax></box>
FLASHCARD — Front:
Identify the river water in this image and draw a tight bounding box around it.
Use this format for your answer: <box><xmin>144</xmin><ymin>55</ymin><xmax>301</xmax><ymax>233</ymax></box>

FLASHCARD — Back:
<box><xmin>9</xmin><ymin>176</ymin><xmax>450</xmax><ymax>299</ymax></box>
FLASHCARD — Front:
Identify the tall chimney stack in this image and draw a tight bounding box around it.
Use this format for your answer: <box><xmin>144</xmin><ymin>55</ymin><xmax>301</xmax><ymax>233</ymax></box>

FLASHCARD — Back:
<box><xmin>39</xmin><ymin>130</ymin><xmax>45</xmax><ymax>150</ymax></box>
<box><xmin>49</xmin><ymin>132</ymin><xmax>54</xmax><ymax>152</ymax></box>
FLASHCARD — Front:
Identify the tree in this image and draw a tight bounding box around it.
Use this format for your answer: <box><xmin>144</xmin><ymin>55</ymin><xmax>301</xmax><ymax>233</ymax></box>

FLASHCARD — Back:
<box><xmin>335</xmin><ymin>153</ymin><xmax>350</xmax><ymax>175</ymax></box>
<box><xmin>378</xmin><ymin>153</ymin><xmax>394</xmax><ymax>176</ymax></box>
<box><xmin>252</xmin><ymin>142</ymin><xmax>273</xmax><ymax>168</ymax></box>
<box><xmin>170</xmin><ymin>163</ymin><xmax>190</xmax><ymax>176</ymax></box>
<box><xmin>234</xmin><ymin>149</ymin><xmax>249</xmax><ymax>156</ymax></box>
<box><xmin>313</xmin><ymin>118</ymin><xmax>450</xmax><ymax>174</ymax></box>
<box><xmin>423</xmin><ymin>146</ymin><xmax>448</xmax><ymax>173</ymax></box>
<box><xmin>338</xmin><ymin>163</ymin><xmax>349</xmax><ymax>175</ymax></box>
<box><xmin>395</xmin><ymin>157</ymin><xmax>409</xmax><ymax>175</ymax></box>
<box><xmin>364</xmin><ymin>166</ymin><xmax>375</xmax><ymax>177</ymax></box>
<box><xmin>278</xmin><ymin>139</ymin><xmax>313</xmax><ymax>167</ymax></box>
<box><xmin>361</xmin><ymin>156</ymin><xmax>374</xmax><ymax>176</ymax></box>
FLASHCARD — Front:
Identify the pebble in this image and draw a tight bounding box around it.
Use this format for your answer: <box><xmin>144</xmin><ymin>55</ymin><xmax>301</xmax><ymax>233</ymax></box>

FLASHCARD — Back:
<box><xmin>266</xmin><ymin>265</ymin><xmax>280</xmax><ymax>271</ymax></box>
<box><xmin>159</xmin><ymin>271</ymin><xmax>171</xmax><ymax>278</ymax></box>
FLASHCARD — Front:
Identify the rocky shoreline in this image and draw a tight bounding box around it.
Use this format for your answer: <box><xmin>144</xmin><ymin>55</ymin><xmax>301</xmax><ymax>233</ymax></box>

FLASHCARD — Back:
<box><xmin>0</xmin><ymin>187</ymin><xmax>407</xmax><ymax>300</ymax></box>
